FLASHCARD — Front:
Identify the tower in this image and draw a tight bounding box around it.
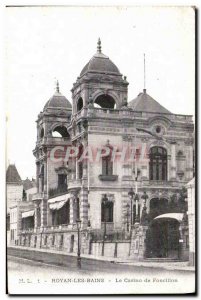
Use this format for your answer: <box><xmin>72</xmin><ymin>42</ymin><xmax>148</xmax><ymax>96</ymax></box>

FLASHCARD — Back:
<box><xmin>33</xmin><ymin>82</ymin><xmax>72</xmax><ymax>228</ymax></box>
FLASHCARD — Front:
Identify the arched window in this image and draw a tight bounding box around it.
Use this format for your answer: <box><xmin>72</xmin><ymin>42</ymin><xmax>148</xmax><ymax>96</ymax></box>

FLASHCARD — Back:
<box><xmin>52</xmin><ymin>126</ymin><xmax>69</xmax><ymax>138</ymax></box>
<box><xmin>102</xmin><ymin>145</ymin><xmax>113</xmax><ymax>176</ymax></box>
<box><xmin>149</xmin><ymin>147</ymin><xmax>167</xmax><ymax>181</ymax></box>
<box><xmin>77</xmin><ymin>97</ymin><xmax>83</xmax><ymax>112</ymax></box>
<box><xmin>94</xmin><ymin>94</ymin><xmax>116</xmax><ymax>109</ymax></box>
<box><xmin>101</xmin><ymin>200</ymin><xmax>113</xmax><ymax>222</ymax></box>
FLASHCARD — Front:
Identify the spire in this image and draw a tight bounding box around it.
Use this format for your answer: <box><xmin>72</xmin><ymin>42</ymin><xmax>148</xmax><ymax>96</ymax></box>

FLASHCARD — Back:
<box><xmin>56</xmin><ymin>80</ymin><xmax>60</xmax><ymax>93</ymax></box>
<box><xmin>143</xmin><ymin>53</ymin><xmax>146</xmax><ymax>93</ymax></box>
<box><xmin>97</xmin><ymin>38</ymin><xmax>102</xmax><ymax>53</ymax></box>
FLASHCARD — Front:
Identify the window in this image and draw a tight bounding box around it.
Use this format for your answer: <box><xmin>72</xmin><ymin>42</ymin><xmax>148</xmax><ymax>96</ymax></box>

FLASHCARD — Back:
<box><xmin>94</xmin><ymin>94</ymin><xmax>116</xmax><ymax>109</ymax></box>
<box><xmin>101</xmin><ymin>201</ymin><xmax>113</xmax><ymax>222</ymax></box>
<box><xmin>78</xmin><ymin>144</ymin><xmax>83</xmax><ymax>179</ymax></box>
<box><xmin>77</xmin><ymin>97</ymin><xmax>83</xmax><ymax>112</ymax></box>
<box><xmin>102</xmin><ymin>145</ymin><xmax>113</xmax><ymax>176</ymax></box>
<box><xmin>58</xmin><ymin>174</ymin><xmax>67</xmax><ymax>191</ymax></box>
<box><xmin>149</xmin><ymin>147</ymin><xmax>167</xmax><ymax>181</ymax></box>
<box><xmin>102</xmin><ymin>156</ymin><xmax>113</xmax><ymax>175</ymax></box>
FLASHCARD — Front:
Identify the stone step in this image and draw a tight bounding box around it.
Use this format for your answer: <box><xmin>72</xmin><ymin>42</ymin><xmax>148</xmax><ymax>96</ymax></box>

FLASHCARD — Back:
<box><xmin>144</xmin><ymin>257</ymin><xmax>180</xmax><ymax>262</ymax></box>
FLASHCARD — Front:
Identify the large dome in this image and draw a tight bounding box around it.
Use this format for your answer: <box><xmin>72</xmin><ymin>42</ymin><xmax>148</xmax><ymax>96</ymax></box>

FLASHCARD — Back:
<box><xmin>80</xmin><ymin>39</ymin><xmax>121</xmax><ymax>77</ymax></box>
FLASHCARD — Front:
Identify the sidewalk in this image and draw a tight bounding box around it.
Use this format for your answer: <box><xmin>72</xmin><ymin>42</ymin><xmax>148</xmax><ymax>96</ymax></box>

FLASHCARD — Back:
<box><xmin>8</xmin><ymin>245</ymin><xmax>195</xmax><ymax>272</ymax></box>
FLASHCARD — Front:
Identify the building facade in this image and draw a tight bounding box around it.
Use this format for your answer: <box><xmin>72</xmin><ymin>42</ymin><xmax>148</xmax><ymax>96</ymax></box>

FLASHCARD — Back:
<box><xmin>19</xmin><ymin>40</ymin><xmax>194</xmax><ymax>261</ymax></box>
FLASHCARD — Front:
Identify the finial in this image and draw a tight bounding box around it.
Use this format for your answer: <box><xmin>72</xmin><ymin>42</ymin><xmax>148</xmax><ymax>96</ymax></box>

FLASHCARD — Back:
<box><xmin>97</xmin><ymin>38</ymin><xmax>101</xmax><ymax>53</ymax></box>
<box><xmin>143</xmin><ymin>53</ymin><xmax>146</xmax><ymax>92</ymax></box>
<box><xmin>56</xmin><ymin>80</ymin><xmax>60</xmax><ymax>93</ymax></box>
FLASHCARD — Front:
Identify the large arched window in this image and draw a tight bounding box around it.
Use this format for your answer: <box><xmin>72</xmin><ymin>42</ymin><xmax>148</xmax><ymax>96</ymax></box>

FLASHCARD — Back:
<box><xmin>52</xmin><ymin>126</ymin><xmax>69</xmax><ymax>138</ymax></box>
<box><xmin>149</xmin><ymin>146</ymin><xmax>167</xmax><ymax>181</ymax></box>
<box><xmin>94</xmin><ymin>94</ymin><xmax>116</xmax><ymax>109</ymax></box>
<box><xmin>101</xmin><ymin>200</ymin><xmax>113</xmax><ymax>222</ymax></box>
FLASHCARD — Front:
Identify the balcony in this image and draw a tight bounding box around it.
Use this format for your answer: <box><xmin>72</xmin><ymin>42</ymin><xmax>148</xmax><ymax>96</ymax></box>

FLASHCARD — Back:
<box><xmin>73</xmin><ymin>107</ymin><xmax>193</xmax><ymax>123</ymax></box>
<box><xmin>49</xmin><ymin>185</ymin><xmax>67</xmax><ymax>199</ymax></box>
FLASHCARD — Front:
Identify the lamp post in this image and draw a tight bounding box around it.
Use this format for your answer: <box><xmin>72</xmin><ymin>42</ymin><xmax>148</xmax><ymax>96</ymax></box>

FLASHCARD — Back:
<box><xmin>128</xmin><ymin>188</ymin><xmax>135</xmax><ymax>228</ymax></box>
<box><xmin>76</xmin><ymin>218</ymin><xmax>81</xmax><ymax>269</ymax></box>
<box><xmin>125</xmin><ymin>203</ymin><xmax>130</xmax><ymax>231</ymax></box>
<box><xmin>101</xmin><ymin>194</ymin><xmax>108</xmax><ymax>256</ymax></box>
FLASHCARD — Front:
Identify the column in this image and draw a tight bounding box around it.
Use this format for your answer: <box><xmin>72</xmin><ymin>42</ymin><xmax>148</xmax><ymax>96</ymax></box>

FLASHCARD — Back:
<box><xmin>141</xmin><ymin>139</ymin><xmax>149</xmax><ymax>180</ymax></box>
<box><xmin>36</xmin><ymin>162</ymin><xmax>40</xmax><ymax>193</ymax></box>
<box><xmin>44</xmin><ymin>160</ymin><xmax>47</xmax><ymax>193</ymax></box>
<box><xmin>34</xmin><ymin>202</ymin><xmax>40</xmax><ymax>229</ymax></box>
<box><xmin>40</xmin><ymin>199</ymin><xmax>47</xmax><ymax>228</ymax></box>
<box><xmin>80</xmin><ymin>187</ymin><xmax>88</xmax><ymax>229</ymax></box>
<box><xmin>70</xmin><ymin>197</ymin><xmax>74</xmax><ymax>225</ymax></box>
<box><xmin>186</xmin><ymin>144</ymin><xmax>194</xmax><ymax>180</ymax></box>
<box><xmin>170</xmin><ymin>142</ymin><xmax>176</xmax><ymax>180</ymax></box>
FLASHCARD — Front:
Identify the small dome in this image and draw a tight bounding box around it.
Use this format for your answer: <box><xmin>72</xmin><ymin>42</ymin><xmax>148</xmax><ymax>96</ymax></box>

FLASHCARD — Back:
<box><xmin>44</xmin><ymin>91</ymin><xmax>72</xmax><ymax>110</ymax></box>
<box><xmin>80</xmin><ymin>39</ymin><xmax>121</xmax><ymax>77</ymax></box>
<box><xmin>43</xmin><ymin>81</ymin><xmax>72</xmax><ymax>111</ymax></box>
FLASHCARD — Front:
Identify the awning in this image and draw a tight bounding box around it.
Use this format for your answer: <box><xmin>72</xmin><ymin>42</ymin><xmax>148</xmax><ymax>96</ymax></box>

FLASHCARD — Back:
<box><xmin>154</xmin><ymin>213</ymin><xmax>184</xmax><ymax>222</ymax></box>
<box><xmin>48</xmin><ymin>193</ymin><xmax>72</xmax><ymax>204</ymax></box>
<box><xmin>49</xmin><ymin>199</ymin><xmax>68</xmax><ymax>211</ymax></box>
<box><xmin>22</xmin><ymin>210</ymin><xmax>35</xmax><ymax>218</ymax></box>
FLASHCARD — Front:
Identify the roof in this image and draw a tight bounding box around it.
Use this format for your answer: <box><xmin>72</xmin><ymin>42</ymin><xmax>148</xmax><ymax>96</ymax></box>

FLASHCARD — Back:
<box><xmin>6</xmin><ymin>164</ymin><xmax>22</xmax><ymax>184</ymax></box>
<box><xmin>128</xmin><ymin>90</ymin><xmax>172</xmax><ymax>114</ymax></box>
<box><xmin>80</xmin><ymin>52</ymin><xmax>121</xmax><ymax>77</ymax></box>
<box><xmin>44</xmin><ymin>91</ymin><xmax>72</xmax><ymax>110</ymax></box>
<box><xmin>22</xmin><ymin>178</ymin><xmax>36</xmax><ymax>190</ymax></box>
<box><xmin>80</xmin><ymin>39</ymin><xmax>121</xmax><ymax>77</ymax></box>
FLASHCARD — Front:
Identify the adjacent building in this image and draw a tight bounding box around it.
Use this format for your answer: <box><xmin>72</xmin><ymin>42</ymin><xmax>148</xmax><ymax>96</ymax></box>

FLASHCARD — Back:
<box><xmin>6</xmin><ymin>164</ymin><xmax>23</xmax><ymax>245</ymax></box>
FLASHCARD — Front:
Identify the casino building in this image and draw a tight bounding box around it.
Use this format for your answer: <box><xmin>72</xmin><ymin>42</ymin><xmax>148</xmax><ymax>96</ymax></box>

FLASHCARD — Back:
<box><xmin>19</xmin><ymin>40</ymin><xmax>194</xmax><ymax>261</ymax></box>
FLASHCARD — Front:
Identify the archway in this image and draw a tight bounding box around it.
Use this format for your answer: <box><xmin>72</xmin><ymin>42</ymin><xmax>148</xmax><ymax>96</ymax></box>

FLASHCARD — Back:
<box><xmin>149</xmin><ymin>197</ymin><xmax>168</xmax><ymax>220</ymax></box>
<box><xmin>145</xmin><ymin>218</ymin><xmax>180</xmax><ymax>258</ymax></box>
<box><xmin>94</xmin><ymin>94</ymin><xmax>116</xmax><ymax>109</ymax></box>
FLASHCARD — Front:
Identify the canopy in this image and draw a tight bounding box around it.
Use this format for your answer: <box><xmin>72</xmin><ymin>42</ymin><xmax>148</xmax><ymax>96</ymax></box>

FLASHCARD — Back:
<box><xmin>22</xmin><ymin>210</ymin><xmax>34</xmax><ymax>219</ymax></box>
<box><xmin>48</xmin><ymin>193</ymin><xmax>72</xmax><ymax>204</ymax></box>
<box><xmin>49</xmin><ymin>199</ymin><xmax>67</xmax><ymax>211</ymax></box>
<box><xmin>154</xmin><ymin>213</ymin><xmax>184</xmax><ymax>222</ymax></box>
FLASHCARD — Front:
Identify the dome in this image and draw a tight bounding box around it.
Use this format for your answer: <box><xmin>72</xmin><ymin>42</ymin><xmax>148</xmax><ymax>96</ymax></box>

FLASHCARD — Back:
<box><xmin>44</xmin><ymin>82</ymin><xmax>72</xmax><ymax>110</ymax></box>
<box><xmin>80</xmin><ymin>39</ymin><xmax>121</xmax><ymax>77</ymax></box>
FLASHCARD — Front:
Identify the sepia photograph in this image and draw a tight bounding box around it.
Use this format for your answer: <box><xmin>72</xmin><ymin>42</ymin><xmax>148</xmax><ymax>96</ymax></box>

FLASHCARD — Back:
<box><xmin>5</xmin><ymin>5</ymin><xmax>196</xmax><ymax>295</ymax></box>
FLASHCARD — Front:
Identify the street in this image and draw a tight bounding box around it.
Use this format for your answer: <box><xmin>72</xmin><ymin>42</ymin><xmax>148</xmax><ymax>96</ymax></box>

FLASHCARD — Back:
<box><xmin>7</xmin><ymin>255</ymin><xmax>195</xmax><ymax>295</ymax></box>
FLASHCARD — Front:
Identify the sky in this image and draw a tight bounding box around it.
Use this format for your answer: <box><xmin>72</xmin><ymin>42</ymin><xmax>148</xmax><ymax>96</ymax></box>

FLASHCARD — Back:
<box><xmin>5</xmin><ymin>6</ymin><xmax>195</xmax><ymax>179</ymax></box>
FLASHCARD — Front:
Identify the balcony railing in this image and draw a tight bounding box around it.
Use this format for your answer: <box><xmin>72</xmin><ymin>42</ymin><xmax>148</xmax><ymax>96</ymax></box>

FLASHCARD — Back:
<box><xmin>49</xmin><ymin>185</ymin><xmax>67</xmax><ymax>198</ymax></box>
<box><xmin>90</xmin><ymin>229</ymin><xmax>130</xmax><ymax>242</ymax></box>
<box><xmin>73</xmin><ymin>107</ymin><xmax>193</xmax><ymax>123</ymax></box>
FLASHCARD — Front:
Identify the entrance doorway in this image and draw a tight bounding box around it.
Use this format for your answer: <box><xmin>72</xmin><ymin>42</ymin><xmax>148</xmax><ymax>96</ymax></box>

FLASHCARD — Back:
<box><xmin>146</xmin><ymin>218</ymin><xmax>180</xmax><ymax>258</ymax></box>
